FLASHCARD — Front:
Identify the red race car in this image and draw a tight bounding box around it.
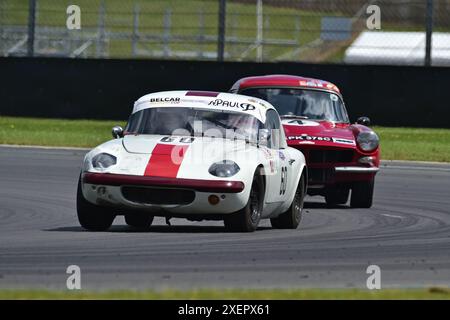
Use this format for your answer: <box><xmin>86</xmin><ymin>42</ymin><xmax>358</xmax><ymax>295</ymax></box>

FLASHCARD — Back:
<box><xmin>230</xmin><ymin>74</ymin><xmax>380</xmax><ymax>208</ymax></box>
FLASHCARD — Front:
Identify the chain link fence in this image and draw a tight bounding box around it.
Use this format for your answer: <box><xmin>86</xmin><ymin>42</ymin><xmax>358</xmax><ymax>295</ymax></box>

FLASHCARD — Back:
<box><xmin>0</xmin><ymin>0</ymin><xmax>449</xmax><ymax>65</ymax></box>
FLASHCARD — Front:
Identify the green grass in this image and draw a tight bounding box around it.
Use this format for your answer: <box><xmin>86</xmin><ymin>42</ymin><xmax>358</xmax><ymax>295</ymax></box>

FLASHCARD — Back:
<box><xmin>374</xmin><ymin>126</ymin><xmax>450</xmax><ymax>163</ymax></box>
<box><xmin>0</xmin><ymin>116</ymin><xmax>126</xmax><ymax>148</ymax></box>
<box><xmin>1</xmin><ymin>117</ymin><xmax>450</xmax><ymax>163</ymax></box>
<box><xmin>0</xmin><ymin>288</ymin><xmax>449</xmax><ymax>300</ymax></box>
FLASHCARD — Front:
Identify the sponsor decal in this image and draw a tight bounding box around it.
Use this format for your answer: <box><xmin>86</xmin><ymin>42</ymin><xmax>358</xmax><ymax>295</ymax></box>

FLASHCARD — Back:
<box><xmin>269</xmin><ymin>160</ymin><xmax>275</xmax><ymax>173</ymax></box>
<box><xmin>278</xmin><ymin>151</ymin><xmax>286</xmax><ymax>161</ymax></box>
<box><xmin>298</xmin><ymin>80</ymin><xmax>339</xmax><ymax>92</ymax></box>
<box><xmin>299</xmin><ymin>80</ymin><xmax>324</xmax><ymax>88</ymax></box>
<box><xmin>182</xmin><ymin>98</ymin><xmax>209</xmax><ymax>104</ymax></box>
<box><xmin>149</xmin><ymin>97</ymin><xmax>180</xmax><ymax>103</ymax></box>
<box><xmin>326</xmin><ymin>83</ymin><xmax>339</xmax><ymax>92</ymax></box>
<box><xmin>332</xmin><ymin>137</ymin><xmax>356</xmax><ymax>145</ymax></box>
<box><xmin>248</xmin><ymin>98</ymin><xmax>269</xmax><ymax>109</ymax></box>
<box><xmin>208</xmin><ymin>99</ymin><xmax>256</xmax><ymax>111</ymax></box>
<box><xmin>261</xmin><ymin>147</ymin><xmax>272</xmax><ymax>159</ymax></box>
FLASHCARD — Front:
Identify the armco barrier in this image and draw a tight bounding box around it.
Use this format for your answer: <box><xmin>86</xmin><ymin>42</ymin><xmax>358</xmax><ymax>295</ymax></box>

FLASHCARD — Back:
<box><xmin>0</xmin><ymin>57</ymin><xmax>449</xmax><ymax>128</ymax></box>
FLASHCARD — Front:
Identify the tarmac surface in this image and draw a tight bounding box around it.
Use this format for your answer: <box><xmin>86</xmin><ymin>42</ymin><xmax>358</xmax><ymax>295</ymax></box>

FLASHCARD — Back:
<box><xmin>0</xmin><ymin>146</ymin><xmax>449</xmax><ymax>290</ymax></box>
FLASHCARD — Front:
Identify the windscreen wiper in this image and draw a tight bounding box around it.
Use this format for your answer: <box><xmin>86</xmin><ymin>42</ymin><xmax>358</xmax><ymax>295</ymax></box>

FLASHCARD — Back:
<box><xmin>280</xmin><ymin>114</ymin><xmax>309</xmax><ymax>120</ymax></box>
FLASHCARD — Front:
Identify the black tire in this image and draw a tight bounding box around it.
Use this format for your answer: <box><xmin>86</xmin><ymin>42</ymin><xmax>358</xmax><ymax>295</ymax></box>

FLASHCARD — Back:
<box><xmin>350</xmin><ymin>179</ymin><xmax>374</xmax><ymax>208</ymax></box>
<box><xmin>224</xmin><ymin>171</ymin><xmax>264</xmax><ymax>232</ymax></box>
<box><xmin>325</xmin><ymin>185</ymin><xmax>350</xmax><ymax>206</ymax></box>
<box><xmin>271</xmin><ymin>172</ymin><xmax>306</xmax><ymax>229</ymax></box>
<box><xmin>125</xmin><ymin>213</ymin><xmax>154</xmax><ymax>230</ymax></box>
<box><xmin>76</xmin><ymin>175</ymin><xmax>115</xmax><ymax>231</ymax></box>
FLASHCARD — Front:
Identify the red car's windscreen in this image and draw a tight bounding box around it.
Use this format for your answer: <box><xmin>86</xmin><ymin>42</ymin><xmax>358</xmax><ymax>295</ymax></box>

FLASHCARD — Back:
<box><xmin>241</xmin><ymin>88</ymin><xmax>349</xmax><ymax>123</ymax></box>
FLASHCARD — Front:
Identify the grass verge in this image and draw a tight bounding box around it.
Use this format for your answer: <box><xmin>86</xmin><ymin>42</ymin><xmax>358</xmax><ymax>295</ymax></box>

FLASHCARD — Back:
<box><xmin>0</xmin><ymin>288</ymin><xmax>449</xmax><ymax>300</ymax></box>
<box><xmin>0</xmin><ymin>117</ymin><xmax>126</xmax><ymax>149</ymax></box>
<box><xmin>373</xmin><ymin>126</ymin><xmax>450</xmax><ymax>163</ymax></box>
<box><xmin>0</xmin><ymin>117</ymin><xmax>449</xmax><ymax>162</ymax></box>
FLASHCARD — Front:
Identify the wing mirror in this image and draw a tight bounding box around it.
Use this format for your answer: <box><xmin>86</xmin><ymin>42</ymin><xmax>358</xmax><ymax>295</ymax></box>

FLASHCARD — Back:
<box><xmin>258</xmin><ymin>129</ymin><xmax>271</xmax><ymax>147</ymax></box>
<box><xmin>356</xmin><ymin>116</ymin><xmax>371</xmax><ymax>126</ymax></box>
<box><xmin>112</xmin><ymin>126</ymin><xmax>124</xmax><ymax>139</ymax></box>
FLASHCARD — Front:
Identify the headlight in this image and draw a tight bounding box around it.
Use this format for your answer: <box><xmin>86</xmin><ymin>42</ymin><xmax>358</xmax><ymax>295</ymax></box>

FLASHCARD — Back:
<box><xmin>92</xmin><ymin>153</ymin><xmax>117</xmax><ymax>170</ymax></box>
<box><xmin>209</xmin><ymin>160</ymin><xmax>240</xmax><ymax>177</ymax></box>
<box><xmin>357</xmin><ymin>131</ymin><xmax>379</xmax><ymax>152</ymax></box>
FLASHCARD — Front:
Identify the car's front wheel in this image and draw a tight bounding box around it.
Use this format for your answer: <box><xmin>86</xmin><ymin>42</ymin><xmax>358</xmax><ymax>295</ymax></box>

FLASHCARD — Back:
<box><xmin>125</xmin><ymin>212</ymin><xmax>154</xmax><ymax>230</ymax></box>
<box><xmin>77</xmin><ymin>175</ymin><xmax>115</xmax><ymax>231</ymax></box>
<box><xmin>271</xmin><ymin>172</ymin><xmax>306</xmax><ymax>229</ymax></box>
<box><xmin>350</xmin><ymin>179</ymin><xmax>374</xmax><ymax>208</ymax></box>
<box><xmin>224</xmin><ymin>171</ymin><xmax>264</xmax><ymax>232</ymax></box>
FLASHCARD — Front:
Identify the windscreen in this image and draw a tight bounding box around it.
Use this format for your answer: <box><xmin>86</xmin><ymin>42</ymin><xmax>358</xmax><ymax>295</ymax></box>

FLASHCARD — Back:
<box><xmin>240</xmin><ymin>88</ymin><xmax>350</xmax><ymax>123</ymax></box>
<box><xmin>125</xmin><ymin>107</ymin><xmax>262</xmax><ymax>142</ymax></box>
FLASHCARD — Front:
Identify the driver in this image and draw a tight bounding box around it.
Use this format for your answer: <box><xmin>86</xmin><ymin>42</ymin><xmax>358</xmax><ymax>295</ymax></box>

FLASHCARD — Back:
<box><xmin>155</xmin><ymin>109</ymin><xmax>189</xmax><ymax>135</ymax></box>
<box><xmin>301</xmin><ymin>95</ymin><xmax>325</xmax><ymax>119</ymax></box>
<box><xmin>228</xmin><ymin>114</ymin><xmax>258</xmax><ymax>142</ymax></box>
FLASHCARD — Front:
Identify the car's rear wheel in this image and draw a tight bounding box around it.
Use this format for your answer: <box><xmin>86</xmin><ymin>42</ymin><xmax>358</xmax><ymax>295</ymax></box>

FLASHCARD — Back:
<box><xmin>325</xmin><ymin>185</ymin><xmax>350</xmax><ymax>206</ymax></box>
<box><xmin>224</xmin><ymin>171</ymin><xmax>264</xmax><ymax>232</ymax></box>
<box><xmin>350</xmin><ymin>179</ymin><xmax>374</xmax><ymax>208</ymax></box>
<box><xmin>125</xmin><ymin>213</ymin><xmax>154</xmax><ymax>230</ymax></box>
<box><xmin>77</xmin><ymin>175</ymin><xmax>115</xmax><ymax>231</ymax></box>
<box><xmin>271</xmin><ymin>172</ymin><xmax>306</xmax><ymax>229</ymax></box>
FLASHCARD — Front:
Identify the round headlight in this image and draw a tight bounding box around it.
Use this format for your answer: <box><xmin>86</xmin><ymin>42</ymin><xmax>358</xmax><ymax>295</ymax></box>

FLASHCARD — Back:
<box><xmin>357</xmin><ymin>131</ymin><xmax>379</xmax><ymax>152</ymax></box>
<box><xmin>209</xmin><ymin>160</ymin><xmax>240</xmax><ymax>177</ymax></box>
<box><xmin>92</xmin><ymin>153</ymin><xmax>117</xmax><ymax>170</ymax></box>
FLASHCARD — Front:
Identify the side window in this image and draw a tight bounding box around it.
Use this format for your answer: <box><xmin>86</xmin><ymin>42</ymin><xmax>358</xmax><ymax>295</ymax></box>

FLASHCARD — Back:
<box><xmin>265</xmin><ymin>110</ymin><xmax>282</xmax><ymax>149</ymax></box>
<box><xmin>125</xmin><ymin>111</ymin><xmax>142</xmax><ymax>134</ymax></box>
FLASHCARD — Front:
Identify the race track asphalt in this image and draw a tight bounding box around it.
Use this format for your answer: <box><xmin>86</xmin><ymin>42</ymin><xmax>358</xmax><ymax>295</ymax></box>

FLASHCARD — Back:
<box><xmin>0</xmin><ymin>146</ymin><xmax>449</xmax><ymax>290</ymax></box>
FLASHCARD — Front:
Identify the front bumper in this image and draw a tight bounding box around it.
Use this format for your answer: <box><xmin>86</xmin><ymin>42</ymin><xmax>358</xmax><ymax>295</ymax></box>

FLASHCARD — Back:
<box><xmin>81</xmin><ymin>172</ymin><xmax>248</xmax><ymax>214</ymax></box>
<box><xmin>289</xmin><ymin>145</ymin><xmax>380</xmax><ymax>186</ymax></box>
<box><xmin>307</xmin><ymin>165</ymin><xmax>379</xmax><ymax>186</ymax></box>
<box><xmin>335</xmin><ymin>166</ymin><xmax>379</xmax><ymax>173</ymax></box>
<box><xmin>83</xmin><ymin>172</ymin><xmax>245</xmax><ymax>193</ymax></box>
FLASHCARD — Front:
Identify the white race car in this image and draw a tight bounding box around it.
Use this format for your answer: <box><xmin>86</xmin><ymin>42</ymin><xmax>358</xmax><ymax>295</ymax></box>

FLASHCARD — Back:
<box><xmin>77</xmin><ymin>91</ymin><xmax>307</xmax><ymax>232</ymax></box>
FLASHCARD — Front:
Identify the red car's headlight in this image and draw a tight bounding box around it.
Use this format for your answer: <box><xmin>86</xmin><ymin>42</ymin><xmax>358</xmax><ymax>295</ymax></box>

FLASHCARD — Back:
<box><xmin>357</xmin><ymin>131</ymin><xmax>379</xmax><ymax>152</ymax></box>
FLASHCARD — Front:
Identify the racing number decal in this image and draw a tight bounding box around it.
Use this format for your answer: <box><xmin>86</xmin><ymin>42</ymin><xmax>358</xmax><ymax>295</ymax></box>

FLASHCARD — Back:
<box><xmin>161</xmin><ymin>136</ymin><xmax>194</xmax><ymax>143</ymax></box>
<box><xmin>280</xmin><ymin>166</ymin><xmax>288</xmax><ymax>195</ymax></box>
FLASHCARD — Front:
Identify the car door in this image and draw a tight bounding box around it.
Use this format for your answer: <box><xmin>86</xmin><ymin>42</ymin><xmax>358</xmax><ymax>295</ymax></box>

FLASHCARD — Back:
<box><xmin>264</xmin><ymin>110</ymin><xmax>291</xmax><ymax>203</ymax></box>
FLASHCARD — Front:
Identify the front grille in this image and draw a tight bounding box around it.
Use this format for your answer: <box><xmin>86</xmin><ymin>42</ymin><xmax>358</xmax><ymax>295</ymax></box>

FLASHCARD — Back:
<box><xmin>122</xmin><ymin>186</ymin><xmax>195</xmax><ymax>205</ymax></box>
<box><xmin>308</xmin><ymin>150</ymin><xmax>354</xmax><ymax>164</ymax></box>
<box><xmin>308</xmin><ymin>168</ymin><xmax>334</xmax><ymax>183</ymax></box>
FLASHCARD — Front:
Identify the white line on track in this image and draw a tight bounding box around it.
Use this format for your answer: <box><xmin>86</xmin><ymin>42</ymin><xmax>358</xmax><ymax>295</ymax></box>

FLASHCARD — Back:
<box><xmin>381</xmin><ymin>213</ymin><xmax>404</xmax><ymax>219</ymax></box>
